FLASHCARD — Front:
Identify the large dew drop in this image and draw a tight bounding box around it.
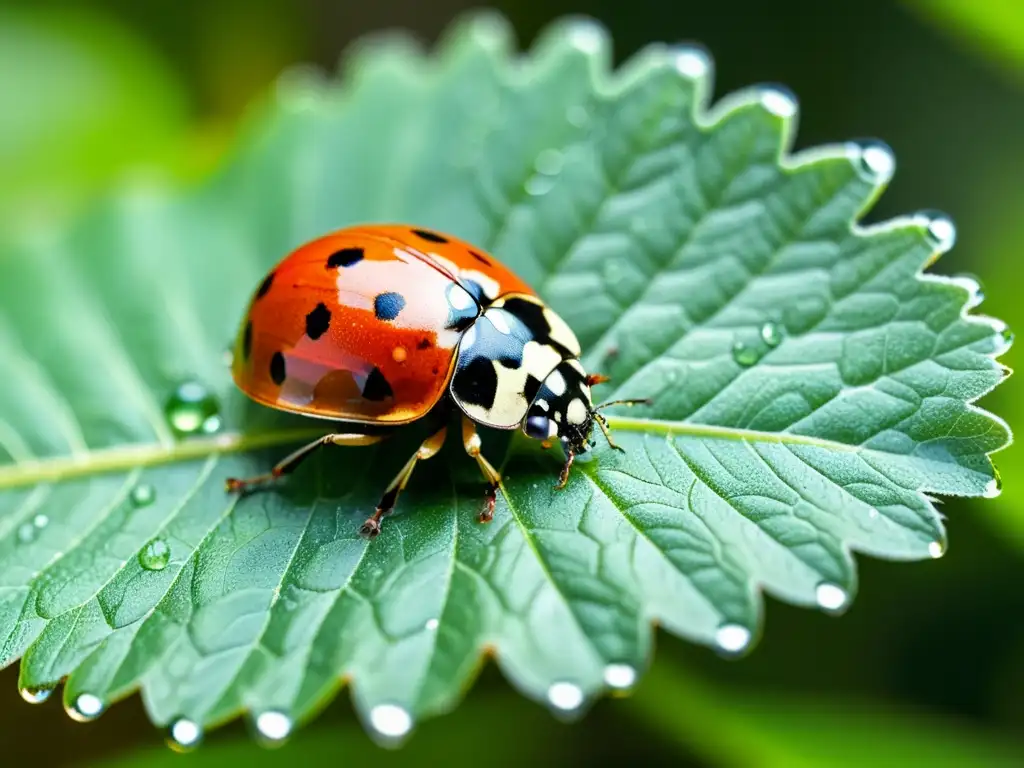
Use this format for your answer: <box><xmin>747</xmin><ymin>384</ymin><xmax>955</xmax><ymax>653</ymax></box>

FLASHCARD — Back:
<box><xmin>546</xmin><ymin>681</ymin><xmax>584</xmax><ymax>714</ymax></box>
<box><xmin>714</xmin><ymin>623</ymin><xmax>752</xmax><ymax>655</ymax></box>
<box><xmin>67</xmin><ymin>693</ymin><xmax>105</xmax><ymax>722</ymax></box>
<box><xmin>731</xmin><ymin>340</ymin><xmax>761</xmax><ymax>367</ymax></box>
<box><xmin>368</xmin><ymin>704</ymin><xmax>414</xmax><ymax>741</ymax></box>
<box><xmin>815</xmin><ymin>582</ymin><xmax>849</xmax><ymax>613</ymax></box>
<box><xmin>852</xmin><ymin>140</ymin><xmax>895</xmax><ymax>184</ymax></box>
<box><xmin>602</xmin><ymin>664</ymin><xmax>637</xmax><ymax>691</ymax></box>
<box><xmin>139</xmin><ymin>538</ymin><xmax>171</xmax><ymax>571</ymax></box>
<box><xmin>168</xmin><ymin>718</ymin><xmax>203</xmax><ymax>752</ymax></box>
<box><xmin>760</xmin><ymin>322</ymin><xmax>783</xmax><ymax>348</ymax></box>
<box><xmin>130</xmin><ymin>483</ymin><xmax>156</xmax><ymax>508</ymax></box>
<box><xmin>165</xmin><ymin>381</ymin><xmax>222</xmax><ymax>437</ymax></box>
<box><xmin>255</xmin><ymin>711</ymin><xmax>293</xmax><ymax>745</ymax></box>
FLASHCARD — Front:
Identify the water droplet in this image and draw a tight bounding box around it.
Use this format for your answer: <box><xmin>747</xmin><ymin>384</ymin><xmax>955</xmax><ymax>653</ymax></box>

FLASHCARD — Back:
<box><xmin>760</xmin><ymin>322</ymin><xmax>783</xmax><ymax>347</ymax></box>
<box><xmin>33</xmin><ymin>513</ymin><xmax>48</xmax><ymax>529</ymax></box>
<box><xmin>731</xmin><ymin>341</ymin><xmax>761</xmax><ymax>367</ymax></box>
<box><xmin>815</xmin><ymin>583</ymin><xmax>848</xmax><ymax>613</ymax></box>
<box><xmin>130</xmin><ymin>483</ymin><xmax>156</xmax><ymax>508</ymax></box>
<box><xmin>868</xmin><ymin>507</ymin><xmax>879</xmax><ymax>519</ymax></box>
<box><xmin>983</xmin><ymin>473</ymin><xmax>1002</xmax><ymax>499</ymax></box>
<box><xmin>666</xmin><ymin>369</ymin><xmax>681</xmax><ymax>384</ymax></box>
<box><xmin>567</xmin><ymin>22</ymin><xmax>604</xmax><ymax>55</ymax></box>
<box><xmin>673</xmin><ymin>46</ymin><xmax>710</xmax><ymax>79</ymax></box>
<box><xmin>758</xmin><ymin>86</ymin><xmax>797</xmax><ymax>118</ymax></box>
<box><xmin>921</xmin><ymin>212</ymin><xmax>956</xmax><ymax>252</ymax></box>
<box><xmin>928</xmin><ymin>541</ymin><xmax>945</xmax><ymax>559</ymax></box>
<box><xmin>255</xmin><ymin>711</ymin><xmax>292</xmax><ymax>744</ymax></box>
<box><xmin>17</xmin><ymin>522</ymin><xmax>37</xmax><ymax>544</ymax></box>
<box><xmin>20</xmin><ymin>686</ymin><xmax>53</xmax><ymax>704</ymax></box>
<box><xmin>524</xmin><ymin>174</ymin><xmax>555</xmax><ymax>197</ymax></box>
<box><xmin>852</xmin><ymin>140</ymin><xmax>895</xmax><ymax>184</ymax></box>
<box><xmin>1000</xmin><ymin>326</ymin><xmax>1014</xmax><ymax>347</ymax></box>
<box><xmin>139</xmin><ymin>538</ymin><xmax>171</xmax><ymax>571</ymax></box>
<box><xmin>546</xmin><ymin>681</ymin><xmax>584</xmax><ymax>712</ymax></box>
<box><xmin>535</xmin><ymin>149</ymin><xmax>564</xmax><ymax>176</ymax></box>
<box><xmin>425</xmin><ymin>618</ymin><xmax>439</xmax><ymax>631</ymax></box>
<box><xmin>165</xmin><ymin>381</ymin><xmax>222</xmax><ymax>437</ymax></box>
<box><xmin>168</xmin><ymin>718</ymin><xmax>203</xmax><ymax>751</ymax></box>
<box><xmin>714</xmin><ymin>623</ymin><xmax>751</xmax><ymax>655</ymax></box>
<box><xmin>602</xmin><ymin>664</ymin><xmax>637</xmax><ymax>691</ymax></box>
<box><xmin>368</xmin><ymin>703</ymin><xmax>413</xmax><ymax>740</ymax></box>
<box><xmin>67</xmin><ymin>693</ymin><xmax>105</xmax><ymax>722</ymax></box>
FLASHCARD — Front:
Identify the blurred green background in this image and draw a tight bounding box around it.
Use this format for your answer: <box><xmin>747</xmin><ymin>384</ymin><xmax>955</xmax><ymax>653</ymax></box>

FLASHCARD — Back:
<box><xmin>1</xmin><ymin>0</ymin><xmax>1021</xmax><ymax>765</ymax></box>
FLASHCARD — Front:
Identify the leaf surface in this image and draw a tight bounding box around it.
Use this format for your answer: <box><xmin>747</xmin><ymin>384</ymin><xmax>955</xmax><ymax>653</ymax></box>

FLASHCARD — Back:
<box><xmin>0</xmin><ymin>13</ymin><xmax>1010</xmax><ymax>743</ymax></box>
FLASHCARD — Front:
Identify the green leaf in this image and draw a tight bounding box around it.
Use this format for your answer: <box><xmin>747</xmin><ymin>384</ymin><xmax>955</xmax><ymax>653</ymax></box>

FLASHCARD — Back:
<box><xmin>627</xmin><ymin>659</ymin><xmax>1024</xmax><ymax>768</ymax></box>
<box><xmin>0</xmin><ymin>11</ymin><xmax>1010</xmax><ymax>745</ymax></box>
<box><xmin>0</xmin><ymin>7</ymin><xmax>191</xmax><ymax>224</ymax></box>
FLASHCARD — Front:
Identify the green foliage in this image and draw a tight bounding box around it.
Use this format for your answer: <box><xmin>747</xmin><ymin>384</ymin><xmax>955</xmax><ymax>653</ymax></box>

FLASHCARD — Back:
<box><xmin>0</xmin><ymin>11</ymin><xmax>1010</xmax><ymax>745</ymax></box>
<box><xmin>0</xmin><ymin>7</ymin><xmax>190</xmax><ymax>223</ymax></box>
<box><xmin>906</xmin><ymin>0</ymin><xmax>1024</xmax><ymax>80</ymax></box>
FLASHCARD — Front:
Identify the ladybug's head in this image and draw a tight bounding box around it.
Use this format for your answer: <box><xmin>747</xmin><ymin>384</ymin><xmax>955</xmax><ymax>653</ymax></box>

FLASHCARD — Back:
<box><xmin>522</xmin><ymin>361</ymin><xmax>652</xmax><ymax>485</ymax></box>
<box><xmin>522</xmin><ymin>360</ymin><xmax>596</xmax><ymax>457</ymax></box>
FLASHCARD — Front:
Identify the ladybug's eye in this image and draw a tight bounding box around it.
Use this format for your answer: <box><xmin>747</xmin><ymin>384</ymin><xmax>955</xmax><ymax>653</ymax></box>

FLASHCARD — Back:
<box><xmin>524</xmin><ymin>415</ymin><xmax>552</xmax><ymax>440</ymax></box>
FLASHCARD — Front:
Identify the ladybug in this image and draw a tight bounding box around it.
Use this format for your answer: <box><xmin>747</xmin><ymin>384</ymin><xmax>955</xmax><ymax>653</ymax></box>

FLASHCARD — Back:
<box><xmin>226</xmin><ymin>224</ymin><xmax>648</xmax><ymax>537</ymax></box>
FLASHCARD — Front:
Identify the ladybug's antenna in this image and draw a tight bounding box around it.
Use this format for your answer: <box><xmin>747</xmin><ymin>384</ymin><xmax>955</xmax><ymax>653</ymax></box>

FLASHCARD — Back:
<box><xmin>593</xmin><ymin>398</ymin><xmax>651</xmax><ymax>412</ymax></box>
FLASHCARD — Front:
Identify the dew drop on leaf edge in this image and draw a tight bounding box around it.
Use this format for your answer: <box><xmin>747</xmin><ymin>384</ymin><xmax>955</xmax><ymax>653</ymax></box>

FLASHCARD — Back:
<box><xmin>714</xmin><ymin>623</ymin><xmax>752</xmax><ymax>655</ymax></box>
<box><xmin>20</xmin><ymin>686</ymin><xmax>53</xmax><ymax>705</ymax></box>
<box><xmin>139</xmin><ymin>538</ymin><xmax>171</xmax><ymax>571</ymax></box>
<box><xmin>815</xmin><ymin>583</ymin><xmax>849</xmax><ymax>613</ymax></box>
<box><xmin>168</xmin><ymin>718</ymin><xmax>203</xmax><ymax>752</ymax></box>
<box><xmin>67</xmin><ymin>693</ymin><xmax>105</xmax><ymax>722</ymax></box>
<box><xmin>602</xmin><ymin>664</ymin><xmax>638</xmax><ymax>691</ymax></box>
<box><xmin>546</xmin><ymin>681</ymin><xmax>585</xmax><ymax>713</ymax></box>
<box><xmin>368</xmin><ymin>704</ymin><xmax>414</xmax><ymax>741</ymax></box>
<box><xmin>254</xmin><ymin>711</ymin><xmax>292</xmax><ymax>745</ymax></box>
<box><xmin>165</xmin><ymin>381</ymin><xmax>222</xmax><ymax>437</ymax></box>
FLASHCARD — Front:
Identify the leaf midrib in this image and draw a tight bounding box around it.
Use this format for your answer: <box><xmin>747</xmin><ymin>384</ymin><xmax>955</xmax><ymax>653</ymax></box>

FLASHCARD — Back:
<box><xmin>0</xmin><ymin>417</ymin><xmax>866</xmax><ymax>491</ymax></box>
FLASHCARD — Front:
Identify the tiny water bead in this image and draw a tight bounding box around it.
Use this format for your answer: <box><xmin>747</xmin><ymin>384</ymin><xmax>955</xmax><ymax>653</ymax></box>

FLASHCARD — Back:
<box><xmin>165</xmin><ymin>381</ymin><xmax>222</xmax><ymax>437</ymax></box>
<box><xmin>168</xmin><ymin>718</ymin><xmax>203</xmax><ymax>752</ymax></box>
<box><xmin>17</xmin><ymin>523</ymin><xmax>37</xmax><ymax>544</ymax></box>
<box><xmin>673</xmin><ymin>46</ymin><xmax>710</xmax><ymax>79</ymax></box>
<box><xmin>758</xmin><ymin>86</ymin><xmax>797</xmax><ymax>119</ymax></box>
<box><xmin>19</xmin><ymin>686</ymin><xmax>53</xmax><ymax>705</ymax></box>
<box><xmin>714</xmin><ymin>623</ymin><xmax>752</xmax><ymax>655</ymax></box>
<box><xmin>567</xmin><ymin>21</ymin><xmax>604</xmax><ymax>55</ymax></box>
<box><xmin>139</xmin><ymin>538</ymin><xmax>171</xmax><ymax>571</ymax></box>
<box><xmin>731</xmin><ymin>340</ymin><xmax>761</xmax><ymax>367</ymax></box>
<box><xmin>524</xmin><ymin>174</ymin><xmax>555</xmax><ymax>197</ymax></box>
<box><xmin>815</xmin><ymin>583</ymin><xmax>849</xmax><ymax>613</ymax></box>
<box><xmin>368</xmin><ymin>704</ymin><xmax>414</xmax><ymax>740</ymax></box>
<box><xmin>983</xmin><ymin>473</ymin><xmax>1002</xmax><ymax>499</ymax></box>
<box><xmin>130</xmin><ymin>483</ymin><xmax>156</xmax><ymax>508</ymax></box>
<box><xmin>425</xmin><ymin>618</ymin><xmax>439</xmax><ymax>631</ymax></box>
<box><xmin>760</xmin><ymin>322</ymin><xmax>783</xmax><ymax>348</ymax></box>
<box><xmin>546</xmin><ymin>681</ymin><xmax>584</xmax><ymax>712</ymax></box>
<box><xmin>928</xmin><ymin>541</ymin><xmax>946</xmax><ymax>559</ymax></box>
<box><xmin>602</xmin><ymin>664</ymin><xmax>637</xmax><ymax>691</ymax></box>
<box><xmin>255</xmin><ymin>711</ymin><xmax>293</xmax><ymax>744</ymax></box>
<box><xmin>852</xmin><ymin>140</ymin><xmax>895</xmax><ymax>184</ymax></box>
<box><xmin>67</xmin><ymin>693</ymin><xmax>105</xmax><ymax>722</ymax></box>
<box><xmin>923</xmin><ymin>213</ymin><xmax>957</xmax><ymax>252</ymax></box>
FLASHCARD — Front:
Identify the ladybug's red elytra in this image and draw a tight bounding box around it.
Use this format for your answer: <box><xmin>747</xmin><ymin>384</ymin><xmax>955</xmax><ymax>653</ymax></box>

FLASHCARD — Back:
<box><xmin>226</xmin><ymin>224</ymin><xmax>648</xmax><ymax>537</ymax></box>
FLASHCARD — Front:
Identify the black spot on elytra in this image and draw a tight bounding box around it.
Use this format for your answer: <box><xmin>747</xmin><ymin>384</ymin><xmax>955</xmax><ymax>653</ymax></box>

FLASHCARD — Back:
<box><xmin>305</xmin><ymin>302</ymin><xmax>331</xmax><ymax>340</ymax></box>
<box><xmin>524</xmin><ymin>373</ymin><xmax>543</xmax><ymax>403</ymax></box>
<box><xmin>270</xmin><ymin>351</ymin><xmax>286</xmax><ymax>385</ymax></box>
<box><xmin>411</xmin><ymin>228</ymin><xmax>449</xmax><ymax>244</ymax></box>
<box><xmin>242</xmin><ymin>321</ymin><xmax>253</xmax><ymax>360</ymax></box>
<box><xmin>497</xmin><ymin>355</ymin><xmax>521</xmax><ymax>369</ymax></box>
<box><xmin>500</xmin><ymin>297</ymin><xmax>549</xmax><ymax>339</ymax></box>
<box><xmin>453</xmin><ymin>357</ymin><xmax>497</xmax><ymax>410</ymax></box>
<box><xmin>417</xmin><ymin>338</ymin><xmax>433</xmax><ymax>350</ymax></box>
<box><xmin>374</xmin><ymin>292</ymin><xmax>406</xmax><ymax>321</ymax></box>
<box><xmin>256</xmin><ymin>272</ymin><xmax>275</xmax><ymax>299</ymax></box>
<box><xmin>469</xmin><ymin>250</ymin><xmax>492</xmax><ymax>266</ymax></box>
<box><xmin>327</xmin><ymin>247</ymin><xmax>364</xmax><ymax>268</ymax></box>
<box><xmin>362</xmin><ymin>367</ymin><xmax>393</xmax><ymax>401</ymax></box>
<box><xmin>462</xmin><ymin>279</ymin><xmax>487</xmax><ymax>304</ymax></box>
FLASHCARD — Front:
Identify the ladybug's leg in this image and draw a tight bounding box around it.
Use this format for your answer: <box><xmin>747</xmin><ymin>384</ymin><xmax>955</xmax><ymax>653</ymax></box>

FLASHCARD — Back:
<box><xmin>225</xmin><ymin>433</ymin><xmax>385</xmax><ymax>493</ymax></box>
<box><xmin>461</xmin><ymin>416</ymin><xmax>502</xmax><ymax>524</ymax></box>
<box><xmin>359</xmin><ymin>424</ymin><xmax>448</xmax><ymax>538</ymax></box>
